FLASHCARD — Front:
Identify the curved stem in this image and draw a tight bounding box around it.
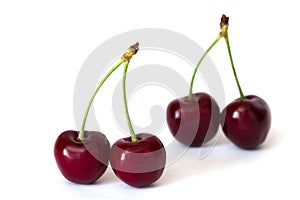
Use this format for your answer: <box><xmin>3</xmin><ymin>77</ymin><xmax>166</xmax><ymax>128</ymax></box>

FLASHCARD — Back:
<box><xmin>123</xmin><ymin>61</ymin><xmax>137</xmax><ymax>142</ymax></box>
<box><xmin>189</xmin><ymin>35</ymin><xmax>222</xmax><ymax>98</ymax></box>
<box><xmin>224</xmin><ymin>37</ymin><xmax>245</xmax><ymax>100</ymax></box>
<box><xmin>78</xmin><ymin>59</ymin><xmax>124</xmax><ymax>141</ymax></box>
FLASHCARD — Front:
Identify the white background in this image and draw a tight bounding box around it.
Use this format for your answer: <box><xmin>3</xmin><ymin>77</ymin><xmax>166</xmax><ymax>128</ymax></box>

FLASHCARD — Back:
<box><xmin>0</xmin><ymin>0</ymin><xmax>299</xmax><ymax>199</ymax></box>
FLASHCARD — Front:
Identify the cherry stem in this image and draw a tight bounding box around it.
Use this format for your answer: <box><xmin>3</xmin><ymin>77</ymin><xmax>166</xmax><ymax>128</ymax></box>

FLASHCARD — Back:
<box><xmin>189</xmin><ymin>35</ymin><xmax>222</xmax><ymax>98</ymax></box>
<box><xmin>219</xmin><ymin>14</ymin><xmax>245</xmax><ymax>100</ymax></box>
<box><xmin>224</xmin><ymin>36</ymin><xmax>245</xmax><ymax>100</ymax></box>
<box><xmin>123</xmin><ymin>61</ymin><xmax>137</xmax><ymax>142</ymax></box>
<box><xmin>78</xmin><ymin>59</ymin><xmax>124</xmax><ymax>141</ymax></box>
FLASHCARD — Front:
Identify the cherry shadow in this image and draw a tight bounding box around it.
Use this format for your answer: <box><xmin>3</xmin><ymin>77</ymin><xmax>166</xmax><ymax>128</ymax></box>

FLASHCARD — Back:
<box><xmin>157</xmin><ymin>127</ymin><xmax>282</xmax><ymax>186</ymax></box>
<box><xmin>93</xmin><ymin>168</ymin><xmax>118</xmax><ymax>185</ymax></box>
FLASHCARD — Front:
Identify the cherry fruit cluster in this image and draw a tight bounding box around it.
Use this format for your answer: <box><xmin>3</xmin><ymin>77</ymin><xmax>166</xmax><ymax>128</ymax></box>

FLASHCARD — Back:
<box><xmin>54</xmin><ymin>15</ymin><xmax>271</xmax><ymax>188</ymax></box>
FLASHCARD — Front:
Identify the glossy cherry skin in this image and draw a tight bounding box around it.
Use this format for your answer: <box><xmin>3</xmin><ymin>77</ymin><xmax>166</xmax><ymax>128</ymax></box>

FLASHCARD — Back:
<box><xmin>166</xmin><ymin>92</ymin><xmax>220</xmax><ymax>147</ymax></box>
<box><xmin>221</xmin><ymin>95</ymin><xmax>271</xmax><ymax>149</ymax></box>
<box><xmin>54</xmin><ymin>130</ymin><xmax>110</xmax><ymax>184</ymax></box>
<box><xmin>110</xmin><ymin>133</ymin><xmax>166</xmax><ymax>188</ymax></box>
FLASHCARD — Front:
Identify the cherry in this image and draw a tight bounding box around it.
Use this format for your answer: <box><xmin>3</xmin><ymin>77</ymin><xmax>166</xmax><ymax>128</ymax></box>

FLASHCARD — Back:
<box><xmin>109</xmin><ymin>44</ymin><xmax>166</xmax><ymax>187</ymax></box>
<box><xmin>54</xmin><ymin>44</ymin><xmax>138</xmax><ymax>184</ymax></box>
<box><xmin>216</xmin><ymin>15</ymin><xmax>271</xmax><ymax>149</ymax></box>
<box><xmin>221</xmin><ymin>95</ymin><xmax>271</xmax><ymax>149</ymax></box>
<box><xmin>54</xmin><ymin>130</ymin><xmax>110</xmax><ymax>184</ymax></box>
<box><xmin>110</xmin><ymin>133</ymin><xmax>166</xmax><ymax>188</ymax></box>
<box><xmin>167</xmin><ymin>93</ymin><xmax>219</xmax><ymax>146</ymax></box>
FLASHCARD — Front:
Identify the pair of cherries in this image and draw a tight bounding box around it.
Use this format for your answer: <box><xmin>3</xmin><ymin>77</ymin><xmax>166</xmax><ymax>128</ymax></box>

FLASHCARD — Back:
<box><xmin>167</xmin><ymin>15</ymin><xmax>271</xmax><ymax>149</ymax></box>
<box><xmin>54</xmin><ymin>15</ymin><xmax>271</xmax><ymax>188</ymax></box>
<box><xmin>54</xmin><ymin>43</ymin><xmax>166</xmax><ymax>188</ymax></box>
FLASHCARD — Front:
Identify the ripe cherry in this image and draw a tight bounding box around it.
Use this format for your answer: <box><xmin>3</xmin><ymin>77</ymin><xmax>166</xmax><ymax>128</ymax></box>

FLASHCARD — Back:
<box><xmin>221</xmin><ymin>95</ymin><xmax>271</xmax><ymax>149</ymax></box>
<box><xmin>109</xmin><ymin>44</ymin><xmax>166</xmax><ymax>187</ymax></box>
<box><xmin>167</xmin><ymin>93</ymin><xmax>219</xmax><ymax>146</ymax></box>
<box><xmin>54</xmin><ymin>130</ymin><xmax>110</xmax><ymax>184</ymax></box>
<box><xmin>110</xmin><ymin>133</ymin><xmax>166</xmax><ymax>188</ymax></box>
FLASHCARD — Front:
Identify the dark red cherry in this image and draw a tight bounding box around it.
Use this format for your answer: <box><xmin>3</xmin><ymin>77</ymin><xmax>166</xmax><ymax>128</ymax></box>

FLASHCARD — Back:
<box><xmin>109</xmin><ymin>133</ymin><xmax>166</xmax><ymax>188</ymax></box>
<box><xmin>54</xmin><ymin>130</ymin><xmax>110</xmax><ymax>184</ymax></box>
<box><xmin>221</xmin><ymin>95</ymin><xmax>271</xmax><ymax>149</ymax></box>
<box><xmin>166</xmin><ymin>92</ymin><xmax>220</xmax><ymax>146</ymax></box>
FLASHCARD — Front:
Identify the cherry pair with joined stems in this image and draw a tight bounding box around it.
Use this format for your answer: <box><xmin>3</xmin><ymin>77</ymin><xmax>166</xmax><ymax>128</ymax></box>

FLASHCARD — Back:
<box><xmin>54</xmin><ymin>43</ymin><xmax>166</xmax><ymax>187</ymax></box>
<box><xmin>167</xmin><ymin>15</ymin><xmax>271</xmax><ymax>149</ymax></box>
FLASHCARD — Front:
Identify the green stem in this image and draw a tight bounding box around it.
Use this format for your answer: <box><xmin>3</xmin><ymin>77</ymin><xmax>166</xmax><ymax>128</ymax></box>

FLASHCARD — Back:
<box><xmin>123</xmin><ymin>61</ymin><xmax>137</xmax><ymax>142</ymax></box>
<box><xmin>224</xmin><ymin>37</ymin><xmax>245</xmax><ymax>100</ymax></box>
<box><xmin>78</xmin><ymin>59</ymin><xmax>124</xmax><ymax>141</ymax></box>
<box><xmin>189</xmin><ymin>35</ymin><xmax>222</xmax><ymax>98</ymax></box>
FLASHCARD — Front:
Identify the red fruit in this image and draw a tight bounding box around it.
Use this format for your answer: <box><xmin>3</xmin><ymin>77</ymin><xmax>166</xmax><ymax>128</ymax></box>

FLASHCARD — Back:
<box><xmin>167</xmin><ymin>92</ymin><xmax>220</xmax><ymax>146</ymax></box>
<box><xmin>221</xmin><ymin>95</ymin><xmax>271</xmax><ymax>149</ymax></box>
<box><xmin>54</xmin><ymin>130</ymin><xmax>110</xmax><ymax>184</ymax></box>
<box><xmin>110</xmin><ymin>133</ymin><xmax>166</xmax><ymax>187</ymax></box>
